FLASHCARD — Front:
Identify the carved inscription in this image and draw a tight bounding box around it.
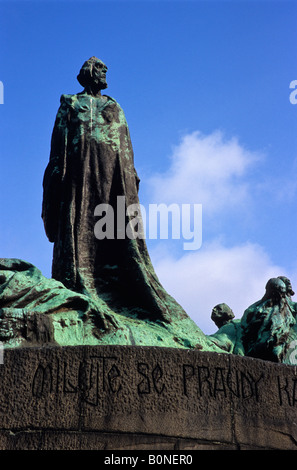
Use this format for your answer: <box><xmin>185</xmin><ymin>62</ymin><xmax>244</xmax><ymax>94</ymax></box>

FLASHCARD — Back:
<box><xmin>32</xmin><ymin>356</ymin><xmax>166</xmax><ymax>405</ymax></box>
<box><xmin>137</xmin><ymin>362</ymin><xmax>165</xmax><ymax>395</ymax></box>
<box><xmin>31</xmin><ymin>354</ymin><xmax>297</xmax><ymax>407</ymax></box>
<box><xmin>32</xmin><ymin>356</ymin><xmax>122</xmax><ymax>405</ymax></box>
<box><xmin>182</xmin><ymin>364</ymin><xmax>264</xmax><ymax>401</ymax></box>
<box><xmin>277</xmin><ymin>376</ymin><xmax>297</xmax><ymax>406</ymax></box>
<box><xmin>32</xmin><ymin>364</ymin><xmax>53</xmax><ymax>397</ymax></box>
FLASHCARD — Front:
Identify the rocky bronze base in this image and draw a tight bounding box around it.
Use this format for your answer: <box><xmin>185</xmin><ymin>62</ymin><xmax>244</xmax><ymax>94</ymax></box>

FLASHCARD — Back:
<box><xmin>0</xmin><ymin>345</ymin><xmax>296</xmax><ymax>450</ymax></box>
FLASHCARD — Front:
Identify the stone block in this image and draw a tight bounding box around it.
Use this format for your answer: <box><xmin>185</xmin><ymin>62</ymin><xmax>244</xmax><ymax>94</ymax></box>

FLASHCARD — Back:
<box><xmin>0</xmin><ymin>345</ymin><xmax>296</xmax><ymax>450</ymax></box>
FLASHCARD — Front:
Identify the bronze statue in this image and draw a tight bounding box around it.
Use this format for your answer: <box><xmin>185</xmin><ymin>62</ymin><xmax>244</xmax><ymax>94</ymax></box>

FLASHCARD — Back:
<box><xmin>211</xmin><ymin>303</ymin><xmax>235</xmax><ymax>329</ymax></box>
<box><xmin>240</xmin><ymin>277</ymin><xmax>297</xmax><ymax>362</ymax></box>
<box><xmin>2</xmin><ymin>57</ymin><xmax>297</xmax><ymax>360</ymax></box>
<box><xmin>42</xmin><ymin>57</ymin><xmax>188</xmax><ymax>327</ymax></box>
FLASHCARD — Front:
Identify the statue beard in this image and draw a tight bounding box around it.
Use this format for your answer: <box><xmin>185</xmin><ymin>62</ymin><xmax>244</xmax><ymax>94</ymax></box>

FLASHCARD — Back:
<box><xmin>93</xmin><ymin>76</ymin><xmax>108</xmax><ymax>90</ymax></box>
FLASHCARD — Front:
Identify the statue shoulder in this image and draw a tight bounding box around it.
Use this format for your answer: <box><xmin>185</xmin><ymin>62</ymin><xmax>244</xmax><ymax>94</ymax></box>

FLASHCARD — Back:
<box><xmin>100</xmin><ymin>96</ymin><xmax>128</xmax><ymax>128</ymax></box>
<box><xmin>59</xmin><ymin>93</ymin><xmax>78</xmax><ymax>106</ymax></box>
<box><xmin>103</xmin><ymin>95</ymin><xmax>124</xmax><ymax>110</ymax></box>
<box><xmin>103</xmin><ymin>95</ymin><xmax>117</xmax><ymax>103</ymax></box>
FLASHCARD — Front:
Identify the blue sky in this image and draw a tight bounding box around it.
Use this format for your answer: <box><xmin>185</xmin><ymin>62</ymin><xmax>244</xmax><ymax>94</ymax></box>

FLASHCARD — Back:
<box><xmin>1</xmin><ymin>0</ymin><xmax>297</xmax><ymax>333</ymax></box>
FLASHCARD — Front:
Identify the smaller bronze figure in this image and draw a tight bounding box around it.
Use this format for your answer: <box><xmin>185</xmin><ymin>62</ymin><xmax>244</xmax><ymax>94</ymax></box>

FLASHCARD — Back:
<box><xmin>240</xmin><ymin>277</ymin><xmax>297</xmax><ymax>362</ymax></box>
<box><xmin>211</xmin><ymin>303</ymin><xmax>235</xmax><ymax>329</ymax></box>
<box><xmin>209</xmin><ymin>303</ymin><xmax>243</xmax><ymax>355</ymax></box>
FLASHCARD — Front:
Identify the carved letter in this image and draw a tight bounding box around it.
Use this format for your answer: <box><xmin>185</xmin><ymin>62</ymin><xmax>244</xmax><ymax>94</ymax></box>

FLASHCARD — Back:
<box><xmin>137</xmin><ymin>362</ymin><xmax>151</xmax><ymax>394</ymax></box>
<box><xmin>214</xmin><ymin>368</ymin><xmax>227</xmax><ymax>398</ymax></box>
<box><xmin>277</xmin><ymin>376</ymin><xmax>291</xmax><ymax>406</ymax></box>
<box><xmin>152</xmin><ymin>364</ymin><xmax>165</xmax><ymax>394</ymax></box>
<box><xmin>32</xmin><ymin>364</ymin><xmax>53</xmax><ymax>397</ymax></box>
<box><xmin>197</xmin><ymin>366</ymin><xmax>213</xmax><ymax>397</ymax></box>
<box><xmin>182</xmin><ymin>364</ymin><xmax>194</xmax><ymax>396</ymax></box>
<box><xmin>108</xmin><ymin>364</ymin><xmax>122</xmax><ymax>393</ymax></box>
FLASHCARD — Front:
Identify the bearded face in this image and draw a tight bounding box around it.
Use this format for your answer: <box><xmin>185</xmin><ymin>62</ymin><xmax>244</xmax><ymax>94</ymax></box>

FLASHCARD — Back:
<box><xmin>77</xmin><ymin>57</ymin><xmax>108</xmax><ymax>91</ymax></box>
<box><xmin>91</xmin><ymin>59</ymin><xmax>108</xmax><ymax>90</ymax></box>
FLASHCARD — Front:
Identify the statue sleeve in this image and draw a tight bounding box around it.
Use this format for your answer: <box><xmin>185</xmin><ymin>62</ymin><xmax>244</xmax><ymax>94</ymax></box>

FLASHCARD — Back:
<box><xmin>41</xmin><ymin>95</ymin><xmax>70</xmax><ymax>242</ymax></box>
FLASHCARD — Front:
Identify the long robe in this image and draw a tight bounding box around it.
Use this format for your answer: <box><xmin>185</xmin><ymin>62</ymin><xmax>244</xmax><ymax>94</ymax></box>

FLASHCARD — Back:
<box><xmin>240</xmin><ymin>297</ymin><xmax>296</xmax><ymax>362</ymax></box>
<box><xmin>42</xmin><ymin>92</ymin><xmax>187</xmax><ymax>324</ymax></box>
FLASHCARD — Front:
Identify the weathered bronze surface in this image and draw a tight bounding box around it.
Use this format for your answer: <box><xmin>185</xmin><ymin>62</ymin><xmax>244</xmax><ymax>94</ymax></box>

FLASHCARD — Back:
<box><xmin>0</xmin><ymin>57</ymin><xmax>297</xmax><ymax>366</ymax></box>
<box><xmin>41</xmin><ymin>56</ymin><xmax>198</xmax><ymax>327</ymax></box>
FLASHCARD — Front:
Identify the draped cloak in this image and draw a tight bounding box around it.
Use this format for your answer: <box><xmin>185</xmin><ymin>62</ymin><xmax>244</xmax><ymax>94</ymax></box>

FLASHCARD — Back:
<box><xmin>42</xmin><ymin>92</ymin><xmax>187</xmax><ymax>324</ymax></box>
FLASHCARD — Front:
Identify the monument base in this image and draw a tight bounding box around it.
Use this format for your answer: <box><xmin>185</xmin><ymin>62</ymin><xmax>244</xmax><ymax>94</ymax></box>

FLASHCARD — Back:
<box><xmin>0</xmin><ymin>345</ymin><xmax>296</xmax><ymax>450</ymax></box>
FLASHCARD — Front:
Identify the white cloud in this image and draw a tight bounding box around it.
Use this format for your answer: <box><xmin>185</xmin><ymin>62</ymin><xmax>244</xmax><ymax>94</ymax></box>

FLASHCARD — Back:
<box><xmin>150</xmin><ymin>241</ymin><xmax>287</xmax><ymax>335</ymax></box>
<box><xmin>143</xmin><ymin>129</ymin><xmax>294</xmax><ymax>335</ymax></box>
<box><xmin>147</xmin><ymin>130</ymin><xmax>263</xmax><ymax>214</ymax></box>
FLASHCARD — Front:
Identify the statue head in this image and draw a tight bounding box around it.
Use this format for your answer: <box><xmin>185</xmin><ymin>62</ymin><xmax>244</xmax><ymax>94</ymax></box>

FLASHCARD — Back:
<box><xmin>77</xmin><ymin>56</ymin><xmax>108</xmax><ymax>91</ymax></box>
<box><xmin>211</xmin><ymin>303</ymin><xmax>235</xmax><ymax>329</ymax></box>
<box><xmin>264</xmin><ymin>277</ymin><xmax>287</xmax><ymax>304</ymax></box>
<box><xmin>278</xmin><ymin>276</ymin><xmax>295</xmax><ymax>297</ymax></box>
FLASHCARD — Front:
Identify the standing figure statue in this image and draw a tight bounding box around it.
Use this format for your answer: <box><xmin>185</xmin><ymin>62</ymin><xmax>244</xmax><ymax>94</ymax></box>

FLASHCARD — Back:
<box><xmin>42</xmin><ymin>56</ymin><xmax>188</xmax><ymax>327</ymax></box>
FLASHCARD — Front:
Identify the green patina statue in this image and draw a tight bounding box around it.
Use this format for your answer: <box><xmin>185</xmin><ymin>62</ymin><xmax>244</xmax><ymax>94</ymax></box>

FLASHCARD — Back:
<box><xmin>0</xmin><ymin>57</ymin><xmax>217</xmax><ymax>351</ymax></box>
<box><xmin>209</xmin><ymin>277</ymin><xmax>297</xmax><ymax>364</ymax></box>
<box><xmin>209</xmin><ymin>303</ymin><xmax>244</xmax><ymax>355</ymax></box>
<box><xmin>42</xmin><ymin>56</ymin><xmax>193</xmax><ymax>327</ymax></box>
<box><xmin>240</xmin><ymin>277</ymin><xmax>297</xmax><ymax>363</ymax></box>
<box><xmin>1</xmin><ymin>57</ymin><xmax>297</xmax><ymax>364</ymax></box>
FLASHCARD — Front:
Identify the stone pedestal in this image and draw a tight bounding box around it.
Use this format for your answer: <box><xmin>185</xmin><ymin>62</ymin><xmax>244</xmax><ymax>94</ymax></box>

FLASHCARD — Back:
<box><xmin>0</xmin><ymin>345</ymin><xmax>296</xmax><ymax>450</ymax></box>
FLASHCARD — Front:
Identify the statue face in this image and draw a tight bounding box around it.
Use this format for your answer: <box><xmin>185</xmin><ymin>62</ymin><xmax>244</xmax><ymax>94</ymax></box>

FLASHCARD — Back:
<box><xmin>279</xmin><ymin>276</ymin><xmax>295</xmax><ymax>297</ymax></box>
<box><xmin>266</xmin><ymin>278</ymin><xmax>287</xmax><ymax>302</ymax></box>
<box><xmin>92</xmin><ymin>59</ymin><xmax>108</xmax><ymax>89</ymax></box>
